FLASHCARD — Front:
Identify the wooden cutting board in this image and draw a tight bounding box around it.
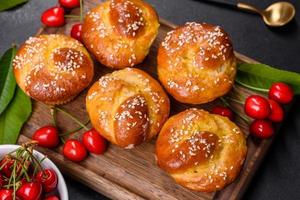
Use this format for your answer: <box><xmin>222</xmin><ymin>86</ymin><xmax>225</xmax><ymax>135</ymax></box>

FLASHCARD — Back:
<box><xmin>17</xmin><ymin>0</ymin><xmax>283</xmax><ymax>199</ymax></box>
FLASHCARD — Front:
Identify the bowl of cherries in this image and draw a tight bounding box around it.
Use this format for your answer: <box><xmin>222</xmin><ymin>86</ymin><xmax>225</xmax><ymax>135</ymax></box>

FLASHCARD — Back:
<box><xmin>0</xmin><ymin>142</ymin><xmax>68</xmax><ymax>200</ymax></box>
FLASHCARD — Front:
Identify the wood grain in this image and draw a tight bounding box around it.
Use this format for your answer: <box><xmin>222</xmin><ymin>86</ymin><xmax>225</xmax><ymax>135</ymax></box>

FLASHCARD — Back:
<box><xmin>17</xmin><ymin>1</ymin><xmax>279</xmax><ymax>199</ymax></box>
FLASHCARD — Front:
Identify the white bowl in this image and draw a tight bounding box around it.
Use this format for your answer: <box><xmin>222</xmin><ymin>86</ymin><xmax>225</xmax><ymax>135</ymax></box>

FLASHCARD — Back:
<box><xmin>0</xmin><ymin>145</ymin><xmax>68</xmax><ymax>200</ymax></box>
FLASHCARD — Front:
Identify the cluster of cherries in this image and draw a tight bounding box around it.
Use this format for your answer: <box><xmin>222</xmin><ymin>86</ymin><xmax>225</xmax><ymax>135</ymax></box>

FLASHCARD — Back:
<box><xmin>0</xmin><ymin>144</ymin><xmax>59</xmax><ymax>200</ymax></box>
<box><xmin>212</xmin><ymin>82</ymin><xmax>294</xmax><ymax>139</ymax></box>
<box><xmin>41</xmin><ymin>0</ymin><xmax>83</xmax><ymax>42</ymax></box>
<box><xmin>33</xmin><ymin>125</ymin><xmax>107</xmax><ymax>163</ymax></box>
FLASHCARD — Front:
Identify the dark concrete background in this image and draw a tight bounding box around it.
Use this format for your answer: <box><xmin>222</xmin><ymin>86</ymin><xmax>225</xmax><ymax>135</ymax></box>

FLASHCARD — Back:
<box><xmin>1</xmin><ymin>0</ymin><xmax>300</xmax><ymax>199</ymax></box>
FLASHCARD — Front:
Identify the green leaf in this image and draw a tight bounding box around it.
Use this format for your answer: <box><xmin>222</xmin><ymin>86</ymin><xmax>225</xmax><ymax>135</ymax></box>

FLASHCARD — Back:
<box><xmin>236</xmin><ymin>63</ymin><xmax>300</xmax><ymax>94</ymax></box>
<box><xmin>0</xmin><ymin>0</ymin><xmax>28</xmax><ymax>11</ymax></box>
<box><xmin>0</xmin><ymin>47</ymin><xmax>17</xmax><ymax>115</ymax></box>
<box><xmin>0</xmin><ymin>87</ymin><xmax>32</xmax><ymax>144</ymax></box>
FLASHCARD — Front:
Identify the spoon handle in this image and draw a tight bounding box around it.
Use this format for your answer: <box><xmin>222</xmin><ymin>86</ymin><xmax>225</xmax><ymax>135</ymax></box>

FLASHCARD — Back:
<box><xmin>196</xmin><ymin>0</ymin><xmax>238</xmax><ymax>8</ymax></box>
<box><xmin>237</xmin><ymin>2</ymin><xmax>262</xmax><ymax>15</ymax></box>
<box><xmin>196</xmin><ymin>0</ymin><xmax>262</xmax><ymax>15</ymax></box>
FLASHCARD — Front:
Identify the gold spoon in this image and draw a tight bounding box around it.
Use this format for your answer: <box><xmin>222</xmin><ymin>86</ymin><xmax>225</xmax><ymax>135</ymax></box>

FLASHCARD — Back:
<box><xmin>199</xmin><ymin>1</ymin><xmax>296</xmax><ymax>27</ymax></box>
<box><xmin>237</xmin><ymin>1</ymin><xmax>296</xmax><ymax>27</ymax></box>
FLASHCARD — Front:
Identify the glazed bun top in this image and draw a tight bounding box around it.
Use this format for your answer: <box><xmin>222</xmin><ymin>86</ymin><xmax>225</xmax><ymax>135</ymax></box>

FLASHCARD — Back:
<box><xmin>161</xmin><ymin>22</ymin><xmax>234</xmax><ymax>70</ymax></box>
<box><xmin>110</xmin><ymin>0</ymin><xmax>146</xmax><ymax>38</ymax></box>
<box><xmin>86</xmin><ymin>68</ymin><xmax>170</xmax><ymax>148</ymax></box>
<box><xmin>82</xmin><ymin>0</ymin><xmax>159</xmax><ymax>69</ymax></box>
<box><xmin>158</xmin><ymin>22</ymin><xmax>236</xmax><ymax>104</ymax></box>
<box><xmin>156</xmin><ymin>108</ymin><xmax>247</xmax><ymax>192</ymax></box>
<box><xmin>13</xmin><ymin>34</ymin><xmax>94</xmax><ymax>105</ymax></box>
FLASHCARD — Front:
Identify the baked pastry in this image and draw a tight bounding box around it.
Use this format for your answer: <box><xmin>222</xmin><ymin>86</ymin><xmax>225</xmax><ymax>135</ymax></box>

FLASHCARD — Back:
<box><xmin>156</xmin><ymin>108</ymin><xmax>247</xmax><ymax>192</ymax></box>
<box><xmin>82</xmin><ymin>0</ymin><xmax>159</xmax><ymax>69</ymax></box>
<box><xmin>13</xmin><ymin>34</ymin><xmax>94</xmax><ymax>105</ymax></box>
<box><xmin>86</xmin><ymin>68</ymin><xmax>170</xmax><ymax>148</ymax></box>
<box><xmin>157</xmin><ymin>22</ymin><xmax>236</xmax><ymax>104</ymax></box>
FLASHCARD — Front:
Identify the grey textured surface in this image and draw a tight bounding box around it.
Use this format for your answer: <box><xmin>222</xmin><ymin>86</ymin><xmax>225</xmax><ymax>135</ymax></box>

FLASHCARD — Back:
<box><xmin>1</xmin><ymin>0</ymin><xmax>300</xmax><ymax>199</ymax></box>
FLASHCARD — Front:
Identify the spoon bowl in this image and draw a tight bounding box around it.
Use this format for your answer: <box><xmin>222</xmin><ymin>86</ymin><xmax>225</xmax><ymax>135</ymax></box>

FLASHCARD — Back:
<box><xmin>237</xmin><ymin>1</ymin><xmax>296</xmax><ymax>27</ymax></box>
<box><xmin>263</xmin><ymin>2</ymin><xmax>296</xmax><ymax>27</ymax></box>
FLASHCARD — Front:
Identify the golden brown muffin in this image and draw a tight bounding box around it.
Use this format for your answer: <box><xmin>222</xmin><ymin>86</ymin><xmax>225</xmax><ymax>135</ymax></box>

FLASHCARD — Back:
<box><xmin>156</xmin><ymin>108</ymin><xmax>247</xmax><ymax>192</ymax></box>
<box><xmin>157</xmin><ymin>22</ymin><xmax>236</xmax><ymax>104</ymax></box>
<box><xmin>86</xmin><ymin>68</ymin><xmax>170</xmax><ymax>148</ymax></box>
<box><xmin>82</xmin><ymin>0</ymin><xmax>159</xmax><ymax>69</ymax></box>
<box><xmin>13</xmin><ymin>34</ymin><xmax>94</xmax><ymax>105</ymax></box>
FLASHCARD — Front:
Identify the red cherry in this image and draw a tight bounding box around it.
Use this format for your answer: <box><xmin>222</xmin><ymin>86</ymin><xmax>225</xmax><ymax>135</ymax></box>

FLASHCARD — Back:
<box><xmin>32</xmin><ymin>126</ymin><xmax>60</xmax><ymax>148</ymax></box>
<box><xmin>70</xmin><ymin>23</ymin><xmax>83</xmax><ymax>42</ymax></box>
<box><xmin>17</xmin><ymin>181</ymin><xmax>42</xmax><ymax>200</ymax></box>
<box><xmin>0</xmin><ymin>175</ymin><xmax>4</xmax><ymax>188</ymax></box>
<box><xmin>59</xmin><ymin>0</ymin><xmax>80</xmax><ymax>8</ymax></box>
<box><xmin>0</xmin><ymin>158</ymin><xmax>13</xmax><ymax>177</ymax></box>
<box><xmin>41</xmin><ymin>6</ymin><xmax>65</xmax><ymax>27</ymax></box>
<box><xmin>0</xmin><ymin>189</ymin><xmax>13</xmax><ymax>200</ymax></box>
<box><xmin>250</xmin><ymin>120</ymin><xmax>274</xmax><ymax>139</ymax></box>
<box><xmin>63</xmin><ymin>139</ymin><xmax>87</xmax><ymax>162</ymax></box>
<box><xmin>211</xmin><ymin>106</ymin><xmax>234</xmax><ymax>120</ymax></box>
<box><xmin>269</xmin><ymin>82</ymin><xmax>294</xmax><ymax>104</ymax></box>
<box><xmin>44</xmin><ymin>195</ymin><xmax>60</xmax><ymax>200</ymax></box>
<box><xmin>268</xmin><ymin>99</ymin><xmax>284</xmax><ymax>122</ymax></box>
<box><xmin>244</xmin><ymin>95</ymin><xmax>270</xmax><ymax>119</ymax></box>
<box><xmin>0</xmin><ymin>158</ymin><xmax>19</xmax><ymax>178</ymax></box>
<box><xmin>82</xmin><ymin>129</ymin><xmax>107</xmax><ymax>154</ymax></box>
<box><xmin>36</xmin><ymin>169</ymin><xmax>58</xmax><ymax>193</ymax></box>
<box><xmin>20</xmin><ymin>177</ymin><xmax>30</xmax><ymax>186</ymax></box>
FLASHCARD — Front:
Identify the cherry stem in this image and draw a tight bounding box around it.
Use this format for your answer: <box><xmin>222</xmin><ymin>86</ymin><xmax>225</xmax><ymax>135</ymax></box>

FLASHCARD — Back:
<box><xmin>59</xmin><ymin>120</ymin><xmax>90</xmax><ymax>136</ymax></box>
<box><xmin>38</xmin><ymin>157</ymin><xmax>47</xmax><ymax>177</ymax></box>
<box><xmin>60</xmin><ymin>137</ymin><xmax>66</xmax><ymax>144</ymax></box>
<box><xmin>50</xmin><ymin>106</ymin><xmax>57</xmax><ymax>127</ymax></box>
<box><xmin>10</xmin><ymin>150</ymin><xmax>32</xmax><ymax>182</ymax></box>
<box><xmin>65</xmin><ymin>15</ymin><xmax>80</xmax><ymax>19</ymax></box>
<box><xmin>7</xmin><ymin>161</ymin><xmax>13</xmax><ymax>188</ymax></box>
<box><xmin>22</xmin><ymin>141</ymin><xmax>38</xmax><ymax>148</ymax></box>
<box><xmin>15</xmin><ymin>152</ymin><xmax>30</xmax><ymax>181</ymax></box>
<box><xmin>7</xmin><ymin>148</ymin><xmax>19</xmax><ymax>156</ymax></box>
<box><xmin>0</xmin><ymin>159</ymin><xmax>9</xmax><ymax>171</ymax></box>
<box><xmin>22</xmin><ymin>147</ymin><xmax>43</xmax><ymax>172</ymax></box>
<box><xmin>232</xmin><ymin>85</ymin><xmax>247</xmax><ymax>99</ymax></box>
<box><xmin>225</xmin><ymin>96</ymin><xmax>244</xmax><ymax>105</ymax></box>
<box><xmin>80</xmin><ymin>0</ymin><xmax>83</xmax><ymax>22</ymax></box>
<box><xmin>12</xmin><ymin>161</ymin><xmax>16</xmax><ymax>200</ymax></box>
<box><xmin>220</xmin><ymin>97</ymin><xmax>250</xmax><ymax>124</ymax></box>
<box><xmin>235</xmin><ymin>80</ymin><xmax>269</xmax><ymax>93</ymax></box>
<box><xmin>54</xmin><ymin>107</ymin><xmax>89</xmax><ymax>131</ymax></box>
<box><xmin>3</xmin><ymin>183</ymin><xmax>18</xmax><ymax>188</ymax></box>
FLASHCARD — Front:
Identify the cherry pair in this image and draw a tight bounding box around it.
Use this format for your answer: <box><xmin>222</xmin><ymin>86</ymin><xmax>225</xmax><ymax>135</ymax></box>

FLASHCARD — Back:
<box><xmin>63</xmin><ymin>129</ymin><xmax>106</xmax><ymax>162</ymax></box>
<box><xmin>41</xmin><ymin>0</ymin><xmax>80</xmax><ymax>27</ymax></box>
